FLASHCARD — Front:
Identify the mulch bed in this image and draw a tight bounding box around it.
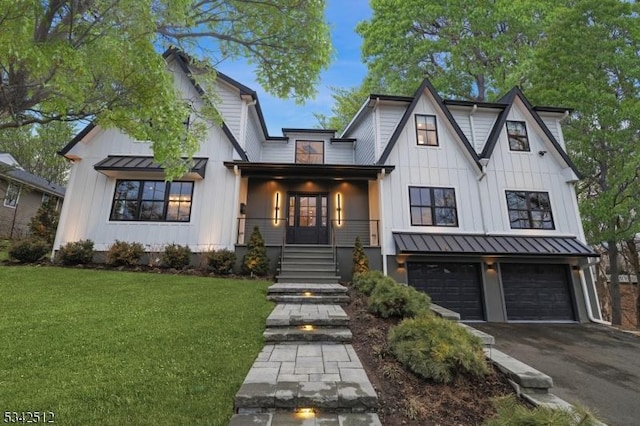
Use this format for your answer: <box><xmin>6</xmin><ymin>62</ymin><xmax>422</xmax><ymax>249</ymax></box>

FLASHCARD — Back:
<box><xmin>343</xmin><ymin>285</ymin><xmax>515</xmax><ymax>425</ymax></box>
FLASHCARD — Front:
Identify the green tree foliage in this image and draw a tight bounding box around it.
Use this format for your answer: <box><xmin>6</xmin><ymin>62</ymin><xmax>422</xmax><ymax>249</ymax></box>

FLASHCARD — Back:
<box><xmin>314</xmin><ymin>86</ymin><xmax>372</xmax><ymax>133</ymax></box>
<box><xmin>0</xmin><ymin>1</ymin><xmax>332</xmax><ymax>178</ymax></box>
<box><xmin>28</xmin><ymin>198</ymin><xmax>60</xmax><ymax>244</ymax></box>
<box><xmin>0</xmin><ymin>122</ymin><xmax>72</xmax><ymax>184</ymax></box>
<box><xmin>527</xmin><ymin>0</ymin><xmax>640</xmax><ymax>325</ymax></box>
<box><xmin>352</xmin><ymin>236</ymin><xmax>369</xmax><ymax>276</ymax></box>
<box><xmin>242</xmin><ymin>226</ymin><xmax>269</xmax><ymax>276</ymax></box>
<box><xmin>357</xmin><ymin>0</ymin><xmax>554</xmax><ymax>101</ymax></box>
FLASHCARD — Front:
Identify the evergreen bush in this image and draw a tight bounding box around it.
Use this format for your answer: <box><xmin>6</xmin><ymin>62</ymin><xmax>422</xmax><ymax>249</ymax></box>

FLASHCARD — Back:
<box><xmin>352</xmin><ymin>236</ymin><xmax>369</xmax><ymax>276</ymax></box>
<box><xmin>368</xmin><ymin>278</ymin><xmax>430</xmax><ymax>318</ymax></box>
<box><xmin>106</xmin><ymin>240</ymin><xmax>145</xmax><ymax>267</ymax></box>
<box><xmin>28</xmin><ymin>198</ymin><xmax>60</xmax><ymax>244</ymax></box>
<box><xmin>162</xmin><ymin>244</ymin><xmax>191</xmax><ymax>269</ymax></box>
<box><xmin>389</xmin><ymin>315</ymin><xmax>488</xmax><ymax>383</ymax></box>
<box><xmin>8</xmin><ymin>238</ymin><xmax>51</xmax><ymax>263</ymax></box>
<box><xmin>242</xmin><ymin>226</ymin><xmax>269</xmax><ymax>276</ymax></box>
<box><xmin>206</xmin><ymin>249</ymin><xmax>237</xmax><ymax>275</ymax></box>
<box><xmin>57</xmin><ymin>239</ymin><xmax>94</xmax><ymax>265</ymax></box>
<box><xmin>353</xmin><ymin>270</ymin><xmax>386</xmax><ymax>295</ymax></box>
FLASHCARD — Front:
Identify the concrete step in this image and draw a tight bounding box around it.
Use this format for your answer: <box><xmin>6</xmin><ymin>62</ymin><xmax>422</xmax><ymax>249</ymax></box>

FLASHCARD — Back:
<box><xmin>234</xmin><ymin>344</ymin><xmax>378</xmax><ymax>412</ymax></box>
<box><xmin>267</xmin><ymin>294</ymin><xmax>350</xmax><ymax>304</ymax></box>
<box><xmin>280</xmin><ymin>264</ymin><xmax>337</xmax><ymax>272</ymax></box>
<box><xmin>279</xmin><ymin>269</ymin><xmax>338</xmax><ymax>276</ymax></box>
<box><xmin>264</xmin><ymin>326</ymin><xmax>353</xmax><ymax>343</ymax></box>
<box><xmin>268</xmin><ymin>283</ymin><xmax>348</xmax><ymax>294</ymax></box>
<box><xmin>266</xmin><ymin>304</ymin><xmax>349</xmax><ymax>327</ymax></box>
<box><xmin>460</xmin><ymin>323</ymin><xmax>494</xmax><ymax>348</ymax></box>
<box><xmin>277</xmin><ymin>275</ymin><xmax>341</xmax><ymax>284</ymax></box>
<box><xmin>230</xmin><ymin>412</ymin><xmax>382</xmax><ymax>425</ymax></box>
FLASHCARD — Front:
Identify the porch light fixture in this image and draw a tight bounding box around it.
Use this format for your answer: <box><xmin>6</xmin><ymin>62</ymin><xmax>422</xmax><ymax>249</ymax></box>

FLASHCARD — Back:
<box><xmin>336</xmin><ymin>193</ymin><xmax>343</xmax><ymax>226</ymax></box>
<box><xmin>300</xmin><ymin>325</ymin><xmax>314</xmax><ymax>331</ymax></box>
<box><xmin>303</xmin><ymin>291</ymin><xmax>313</xmax><ymax>297</ymax></box>
<box><xmin>486</xmin><ymin>263</ymin><xmax>495</xmax><ymax>271</ymax></box>
<box><xmin>274</xmin><ymin>192</ymin><xmax>281</xmax><ymax>225</ymax></box>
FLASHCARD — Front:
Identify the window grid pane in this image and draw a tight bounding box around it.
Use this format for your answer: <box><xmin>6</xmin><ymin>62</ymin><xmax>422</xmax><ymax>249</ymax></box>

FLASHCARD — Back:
<box><xmin>415</xmin><ymin>114</ymin><xmax>438</xmax><ymax>146</ymax></box>
<box><xmin>295</xmin><ymin>141</ymin><xmax>324</xmax><ymax>164</ymax></box>
<box><xmin>409</xmin><ymin>186</ymin><xmax>457</xmax><ymax>227</ymax></box>
<box><xmin>111</xmin><ymin>180</ymin><xmax>193</xmax><ymax>222</ymax></box>
<box><xmin>507</xmin><ymin>121</ymin><xmax>530</xmax><ymax>151</ymax></box>
<box><xmin>506</xmin><ymin>190</ymin><xmax>554</xmax><ymax>229</ymax></box>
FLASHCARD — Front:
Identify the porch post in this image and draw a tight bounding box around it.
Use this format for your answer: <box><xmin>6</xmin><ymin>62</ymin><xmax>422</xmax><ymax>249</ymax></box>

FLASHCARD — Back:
<box><xmin>230</xmin><ymin>165</ymin><xmax>241</xmax><ymax>247</ymax></box>
<box><xmin>378</xmin><ymin>169</ymin><xmax>388</xmax><ymax>275</ymax></box>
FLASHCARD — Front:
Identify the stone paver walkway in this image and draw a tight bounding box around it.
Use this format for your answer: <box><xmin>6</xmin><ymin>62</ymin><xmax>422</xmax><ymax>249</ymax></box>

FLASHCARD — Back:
<box><xmin>230</xmin><ymin>282</ymin><xmax>380</xmax><ymax>425</ymax></box>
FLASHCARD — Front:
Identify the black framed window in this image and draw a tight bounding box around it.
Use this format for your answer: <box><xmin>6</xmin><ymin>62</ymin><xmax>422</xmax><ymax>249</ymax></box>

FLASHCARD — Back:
<box><xmin>415</xmin><ymin>114</ymin><xmax>438</xmax><ymax>146</ymax></box>
<box><xmin>506</xmin><ymin>120</ymin><xmax>530</xmax><ymax>151</ymax></box>
<box><xmin>506</xmin><ymin>191</ymin><xmax>554</xmax><ymax>229</ymax></box>
<box><xmin>409</xmin><ymin>186</ymin><xmax>458</xmax><ymax>226</ymax></box>
<box><xmin>295</xmin><ymin>140</ymin><xmax>324</xmax><ymax>164</ymax></box>
<box><xmin>110</xmin><ymin>180</ymin><xmax>193</xmax><ymax>222</ymax></box>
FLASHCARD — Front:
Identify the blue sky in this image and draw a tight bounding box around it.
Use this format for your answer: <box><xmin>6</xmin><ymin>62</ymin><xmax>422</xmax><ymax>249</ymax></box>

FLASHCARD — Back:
<box><xmin>215</xmin><ymin>0</ymin><xmax>372</xmax><ymax>136</ymax></box>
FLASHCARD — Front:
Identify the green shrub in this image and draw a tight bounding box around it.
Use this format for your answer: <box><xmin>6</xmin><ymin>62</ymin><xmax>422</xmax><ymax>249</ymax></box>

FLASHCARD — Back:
<box><xmin>57</xmin><ymin>239</ymin><xmax>94</xmax><ymax>265</ymax></box>
<box><xmin>206</xmin><ymin>249</ymin><xmax>237</xmax><ymax>275</ymax></box>
<box><xmin>352</xmin><ymin>236</ymin><xmax>369</xmax><ymax>276</ymax></box>
<box><xmin>485</xmin><ymin>395</ymin><xmax>601</xmax><ymax>426</ymax></box>
<box><xmin>368</xmin><ymin>278</ymin><xmax>431</xmax><ymax>318</ymax></box>
<box><xmin>162</xmin><ymin>244</ymin><xmax>191</xmax><ymax>269</ymax></box>
<box><xmin>389</xmin><ymin>315</ymin><xmax>488</xmax><ymax>383</ymax></box>
<box><xmin>353</xmin><ymin>270</ymin><xmax>386</xmax><ymax>296</ymax></box>
<box><xmin>106</xmin><ymin>240</ymin><xmax>145</xmax><ymax>267</ymax></box>
<box><xmin>8</xmin><ymin>238</ymin><xmax>51</xmax><ymax>263</ymax></box>
<box><xmin>242</xmin><ymin>226</ymin><xmax>269</xmax><ymax>276</ymax></box>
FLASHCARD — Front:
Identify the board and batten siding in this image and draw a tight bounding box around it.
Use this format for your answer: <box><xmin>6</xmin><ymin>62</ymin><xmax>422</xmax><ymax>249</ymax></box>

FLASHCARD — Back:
<box><xmin>54</xmin><ymin>77</ymin><xmax>240</xmax><ymax>253</ymax></box>
<box><xmin>479</xmin><ymin>99</ymin><xmax>582</xmax><ymax>237</ymax></box>
<box><xmin>376</xmin><ymin>103</ymin><xmax>406</xmax><ymax>160</ymax></box>
<box><xmin>244</xmin><ymin>108</ymin><xmax>264</xmax><ymax>161</ymax></box>
<box><xmin>349</xmin><ymin>112</ymin><xmax>376</xmax><ymax>165</ymax></box>
<box><xmin>380</xmin><ymin>91</ymin><xmax>484</xmax><ymax>255</ymax></box>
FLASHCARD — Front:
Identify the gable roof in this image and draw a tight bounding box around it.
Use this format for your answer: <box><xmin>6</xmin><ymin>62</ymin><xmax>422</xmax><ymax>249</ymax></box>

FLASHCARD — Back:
<box><xmin>0</xmin><ymin>161</ymin><xmax>65</xmax><ymax>197</ymax></box>
<box><xmin>377</xmin><ymin>78</ymin><xmax>481</xmax><ymax>169</ymax></box>
<box><xmin>58</xmin><ymin>48</ymin><xmax>251</xmax><ymax>161</ymax></box>
<box><xmin>481</xmin><ymin>87</ymin><xmax>580</xmax><ymax>177</ymax></box>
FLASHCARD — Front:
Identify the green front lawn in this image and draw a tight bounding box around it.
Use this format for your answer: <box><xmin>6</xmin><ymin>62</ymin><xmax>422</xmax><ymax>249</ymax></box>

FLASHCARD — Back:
<box><xmin>0</xmin><ymin>239</ymin><xmax>9</xmax><ymax>261</ymax></box>
<box><xmin>0</xmin><ymin>266</ymin><xmax>273</xmax><ymax>425</ymax></box>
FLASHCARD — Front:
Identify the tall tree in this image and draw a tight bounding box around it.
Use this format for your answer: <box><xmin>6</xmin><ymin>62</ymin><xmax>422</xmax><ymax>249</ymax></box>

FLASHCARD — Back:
<box><xmin>0</xmin><ymin>122</ymin><xmax>72</xmax><ymax>184</ymax></box>
<box><xmin>0</xmin><ymin>0</ymin><xmax>332</xmax><ymax>177</ymax></box>
<box><xmin>356</xmin><ymin>0</ymin><xmax>555</xmax><ymax>101</ymax></box>
<box><xmin>527</xmin><ymin>0</ymin><xmax>640</xmax><ymax>326</ymax></box>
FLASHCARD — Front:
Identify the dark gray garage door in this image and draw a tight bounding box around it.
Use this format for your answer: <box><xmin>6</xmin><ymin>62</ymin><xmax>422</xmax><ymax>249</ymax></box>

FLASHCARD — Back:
<box><xmin>501</xmin><ymin>264</ymin><xmax>575</xmax><ymax>321</ymax></box>
<box><xmin>407</xmin><ymin>262</ymin><xmax>484</xmax><ymax>320</ymax></box>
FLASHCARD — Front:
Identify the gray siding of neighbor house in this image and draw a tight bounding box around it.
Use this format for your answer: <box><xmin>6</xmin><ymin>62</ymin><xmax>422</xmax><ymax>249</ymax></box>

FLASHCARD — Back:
<box><xmin>0</xmin><ymin>180</ymin><xmax>59</xmax><ymax>239</ymax></box>
<box><xmin>386</xmin><ymin>254</ymin><xmax>589</xmax><ymax>323</ymax></box>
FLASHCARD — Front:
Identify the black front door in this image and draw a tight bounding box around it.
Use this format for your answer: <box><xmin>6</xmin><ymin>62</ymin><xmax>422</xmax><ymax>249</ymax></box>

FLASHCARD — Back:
<box><xmin>286</xmin><ymin>193</ymin><xmax>329</xmax><ymax>244</ymax></box>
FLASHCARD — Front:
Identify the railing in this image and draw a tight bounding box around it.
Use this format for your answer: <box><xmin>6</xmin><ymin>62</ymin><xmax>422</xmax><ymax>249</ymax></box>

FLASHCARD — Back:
<box><xmin>236</xmin><ymin>217</ymin><xmax>287</xmax><ymax>245</ymax></box>
<box><xmin>236</xmin><ymin>218</ymin><xmax>380</xmax><ymax>247</ymax></box>
<box><xmin>330</xmin><ymin>220</ymin><xmax>380</xmax><ymax>247</ymax></box>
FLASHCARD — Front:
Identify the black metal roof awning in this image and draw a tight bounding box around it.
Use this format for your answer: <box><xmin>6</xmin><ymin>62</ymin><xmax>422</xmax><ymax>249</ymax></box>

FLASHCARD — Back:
<box><xmin>94</xmin><ymin>156</ymin><xmax>208</xmax><ymax>179</ymax></box>
<box><xmin>393</xmin><ymin>232</ymin><xmax>599</xmax><ymax>257</ymax></box>
<box><xmin>224</xmin><ymin>161</ymin><xmax>394</xmax><ymax>180</ymax></box>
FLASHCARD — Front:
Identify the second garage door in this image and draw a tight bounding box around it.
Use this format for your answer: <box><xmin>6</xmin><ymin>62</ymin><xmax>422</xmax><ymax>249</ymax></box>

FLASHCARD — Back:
<box><xmin>407</xmin><ymin>262</ymin><xmax>484</xmax><ymax>320</ymax></box>
<box><xmin>501</xmin><ymin>263</ymin><xmax>575</xmax><ymax>321</ymax></box>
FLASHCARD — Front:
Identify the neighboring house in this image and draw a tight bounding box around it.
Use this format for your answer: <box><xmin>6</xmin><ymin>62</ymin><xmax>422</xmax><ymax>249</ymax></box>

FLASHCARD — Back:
<box><xmin>0</xmin><ymin>153</ymin><xmax>65</xmax><ymax>239</ymax></box>
<box><xmin>54</xmin><ymin>49</ymin><xmax>603</xmax><ymax>323</ymax></box>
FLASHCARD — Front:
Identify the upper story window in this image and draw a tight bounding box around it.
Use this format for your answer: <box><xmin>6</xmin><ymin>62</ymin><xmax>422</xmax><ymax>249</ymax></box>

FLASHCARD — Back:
<box><xmin>506</xmin><ymin>190</ymin><xmax>554</xmax><ymax>229</ymax></box>
<box><xmin>3</xmin><ymin>182</ymin><xmax>20</xmax><ymax>208</ymax></box>
<box><xmin>506</xmin><ymin>120</ymin><xmax>530</xmax><ymax>151</ymax></box>
<box><xmin>415</xmin><ymin>114</ymin><xmax>439</xmax><ymax>146</ymax></box>
<box><xmin>110</xmin><ymin>180</ymin><xmax>193</xmax><ymax>222</ymax></box>
<box><xmin>295</xmin><ymin>140</ymin><xmax>324</xmax><ymax>164</ymax></box>
<box><xmin>409</xmin><ymin>186</ymin><xmax>458</xmax><ymax>226</ymax></box>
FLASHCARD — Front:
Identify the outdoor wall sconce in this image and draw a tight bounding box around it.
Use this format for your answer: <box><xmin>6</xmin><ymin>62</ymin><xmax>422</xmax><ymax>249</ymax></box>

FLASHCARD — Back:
<box><xmin>274</xmin><ymin>192</ymin><xmax>280</xmax><ymax>225</ymax></box>
<box><xmin>572</xmin><ymin>265</ymin><xmax>581</xmax><ymax>271</ymax></box>
<box><xmin>336</xmin><ymin>193</ymin><xmax>343</xmax><ymax>226</ymax></box>
<box><xmin>239</xmin><ymin>202</ymin><xmax>246</xmax><ymax>215</ymax></box>
<box><xmin>486</xmin><ymin>263</ymin><xmax>495</xmax><ymax>271</ymax></box>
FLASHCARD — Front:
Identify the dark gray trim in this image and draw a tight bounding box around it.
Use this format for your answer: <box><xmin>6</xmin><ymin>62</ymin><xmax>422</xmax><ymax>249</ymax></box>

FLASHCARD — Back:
<box><xmin>368</xmin><ymin>94</ymin><xmax>414</xmax><ymax>103</ymax></box>
<box><xmin>393</xmin><ymin>232</ymin><xmax>598</xmax><ymax>257</ymax></box>
<box><xmin>330</xmin><ymin>138</ymin><xmax>356</xmax><ymax>143</ymax></box>
<box><xmin>224</xmin><ymin>161</ymin><xmax>394</xmax><ymax>180</ymax></box>
<box><xmin>283</xmin><ymin>128</ymin><xmax>337</xmax><ymax>135</ymax></box>
<box><xmin>222</xmin><ymin>123</ymin><xmax>249</xmax><ymax>161</ymax></box>
<box><xmin>534</xmin><ymin>105</ymin><xmax>573</xmax><ymax>114</ymax></box>
<box><xmin>444</xmin><ymin>99</ymin><xmax>507</xmax><ymax>109</ymax></box>
<box><xmin>480</xmin><ymin>87</ymin><xmax>581</xmax><ymax>178</ymax></box>
<box><xmin>376</xmin><ymin>78</ymin><xmax>481</xmax><ymax>170</ymax></box>
<box><xmin>94</xmin><ymin>155</ymin><xmax>208</xmax><ymax>178</ymax></box>
<box><xmin>58</xmin><ymin>122</ymin><xmax>95</xmax><ymax>156</ymax></box>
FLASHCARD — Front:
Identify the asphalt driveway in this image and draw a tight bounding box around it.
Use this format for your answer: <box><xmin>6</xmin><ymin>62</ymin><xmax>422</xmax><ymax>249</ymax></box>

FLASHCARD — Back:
<box><xmin>473</xmin><ymin>323</ymin><xmax>640</xmax><ymax>426</ymax></box>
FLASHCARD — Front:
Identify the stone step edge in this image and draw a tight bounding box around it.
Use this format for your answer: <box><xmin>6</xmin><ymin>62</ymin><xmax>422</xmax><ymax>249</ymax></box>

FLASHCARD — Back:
<box><xmin>266</xmin><ymin>318</ymin><xmax>349</xmax><ymax>327</ymax></box>
<box><xmin>229</xmin><ymin>412</ymin><xmax>382</xmax><ymax>426</ymax></box>
<box><xmin>267</xmin><ymin>296</ymin><xmax>350</xmax><ymax>304</ymax></box>
<box><xmin>483</xmin><ymin>348</ymin><xmax>553</xmax><ymax>392</ymax></box>
<box><xmin>263</xmin><ymin>327</ymin><xmax>353</xmax><ymax>343</ymax></box>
